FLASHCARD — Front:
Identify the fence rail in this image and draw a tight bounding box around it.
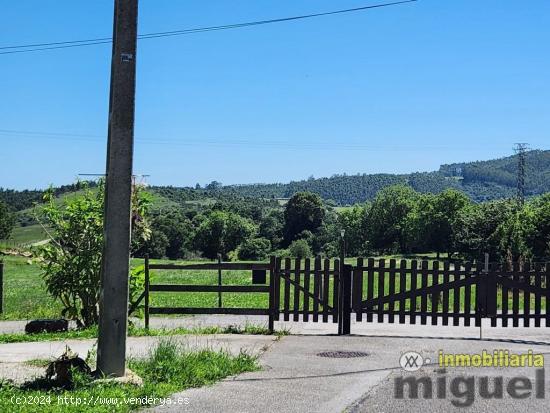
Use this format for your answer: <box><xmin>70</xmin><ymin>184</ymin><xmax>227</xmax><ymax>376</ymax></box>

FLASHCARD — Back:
<box><xmin>148</xmin><ymin>262</ymin><xmax>272</xmax><ymax>271</ymax></box>
<box><xmin>148</xmin><ymin>285</ymin><xmax>270</xmax><ymax>293</ymax></box>
<box><xmin>143</xmin><ymin>256</ymin><xmax>276</xmax><ymax>331</ymax></box>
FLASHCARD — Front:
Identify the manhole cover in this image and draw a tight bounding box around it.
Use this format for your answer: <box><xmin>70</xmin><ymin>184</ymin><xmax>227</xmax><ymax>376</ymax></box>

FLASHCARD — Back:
<box><xmin>316</xmin><ymin>351</ymin><xmax>369</xmax><ymax>358</ymax></box>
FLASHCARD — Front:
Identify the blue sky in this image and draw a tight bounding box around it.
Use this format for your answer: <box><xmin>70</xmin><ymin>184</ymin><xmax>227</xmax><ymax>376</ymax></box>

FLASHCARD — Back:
<box><xmin>1</xmin><ymin>0</ymin><xmax>549</xmax><ymax>190</ymax></box>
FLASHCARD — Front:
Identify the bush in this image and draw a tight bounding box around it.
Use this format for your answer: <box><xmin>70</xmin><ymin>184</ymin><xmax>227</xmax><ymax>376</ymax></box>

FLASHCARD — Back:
<box><xmin>289</xmin><ymin>239</ymin><xmax>312</xmax><ymax>259</ymax></box>
<box><xmin>37</xmin><ymin>182</ymin><xmax>151</xmax><ymax>328</ymax></box>
<box><xmin>128</xmin><ymin>265</ymin><xmax>148</xmax><ymax>316</ymax></box>
<box><xmin>237</xmin><ymin>238</ymin><xmax>271</xmax><ymax>260</ymax></box>
<box><xmin>272</xmin><ymin>248</ymin><xmax>291</xmax><ymax>258</ymax></box>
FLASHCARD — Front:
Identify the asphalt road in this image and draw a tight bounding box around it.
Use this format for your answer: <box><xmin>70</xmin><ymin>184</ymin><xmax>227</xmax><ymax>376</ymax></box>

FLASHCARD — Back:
<box><xmin>151</xmin><ymin>334</ymin><xmax>550</xmax><ymax>413</ymax></box>
<box><xmin>350</xmin><ymin>359</ymin><xmax>549</xmax><ymax>413</ymax></box>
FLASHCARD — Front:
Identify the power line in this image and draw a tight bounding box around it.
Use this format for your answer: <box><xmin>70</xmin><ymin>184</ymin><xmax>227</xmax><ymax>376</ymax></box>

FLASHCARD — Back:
<box><xmin>0</xmin><ymin>128</ymin><xmax>101</xmax><ymax>138</ymax></box>
<box><xmin>0</xmin><ymin>1</ymin><xmax>417</xmax><ymax>55</ymax></box>
<box><xmin>0</xmin><ymin>127</ymin><xmax>534</xmax><ymax>152</ymax></box>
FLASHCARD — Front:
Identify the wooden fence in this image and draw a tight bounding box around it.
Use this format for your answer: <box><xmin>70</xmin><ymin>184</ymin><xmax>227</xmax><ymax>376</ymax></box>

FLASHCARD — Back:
<box><xmin>137</xmin><ymin>256</ymin><xmax>550</xmax><ymax>335</ymax></box>
<box><xmin>353</xmin><ymin>259</ymin><xmax>484</xmax><ymax>326</ymax></box>
<box><xmin>352</xmin><ymin>258</ymin><xmax>549</xmax><ymax>328</ymax></box>
<box><xmin>274</xmin><ymin>257</ymin><xmax>339</xmax><ymax>323</ymax></box>
<box><xmin>489</xmin><ymin>261</ymin><xmax>550</xmax><ymax>327</ymax></box>
<box><xmin>143</xmin><ymin>256</ymin><xmax>277</xmax><ymax>331</ymax></box>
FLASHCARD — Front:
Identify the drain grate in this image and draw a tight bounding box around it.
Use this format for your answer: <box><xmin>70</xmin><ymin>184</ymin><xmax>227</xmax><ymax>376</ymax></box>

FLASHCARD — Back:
<box><xmin>316</xmin><ymin>351</ymin><xmax>369</xmax><ymax>358</ymax></box>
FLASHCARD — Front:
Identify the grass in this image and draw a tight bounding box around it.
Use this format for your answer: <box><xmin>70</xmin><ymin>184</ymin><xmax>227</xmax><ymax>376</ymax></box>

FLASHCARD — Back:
<box><xmin>147</xmin><ymin>256</ymin><xmax>548</xmax><ymax>314</ymax></box>
<box><xmin>0</xmin><ymin>255</ymin><xmax>546</xmax><ymax>322</ymax></box>
<box><xmin>0</xmin><ymin>339</ymin><xmax>259</xmax><ymax>412</ymax></box>
<box><xmin>0</xmin><ymin>328</ymin><xmax>101</xmax><ymax>344</ymax></box>
<box><xmin>0</xmin><ymin>255</ymin><xmax>279</xmax><ymax>320</ymax></box>
<box><xmin>24</xmin><ymin>359</ymin><xmax>51</xmax><ymax>368</ymax></box>
<box><xmin>0</xmin><ymin>255</ymin><xmax>62</xmax><ymax>320</ymax></box>
<box><xmin>0</xmin><ymin>323</ymin><xmax>275</xmax><ymax>344</ymax></box>
<box><xmin>6</xmin><ymin>225</ymin><xmax>48</xmax><ymax>245</ymax></box>
<box><xmin>146</xmin><ymin>258</ymin><xmax>272</xmax><ymax>311</ymax></box>
<box><xmin>0</xmin><ymin>255</ymin><xmax>278</xmax><ymax>320</ymax></box>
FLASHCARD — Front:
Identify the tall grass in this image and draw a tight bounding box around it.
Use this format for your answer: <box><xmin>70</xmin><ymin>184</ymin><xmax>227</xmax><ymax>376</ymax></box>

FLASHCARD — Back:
<box><xmin>0</xmin><ymin>339</ymin><xmax>259</xmax><ymax>413</ymax></box>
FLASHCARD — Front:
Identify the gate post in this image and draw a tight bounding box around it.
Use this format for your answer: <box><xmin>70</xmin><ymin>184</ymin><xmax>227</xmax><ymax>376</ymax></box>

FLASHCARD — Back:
<box><xmin>217</xmin><ymin>254</ymin><xmax>223</xmax><ymax>308</ymax></box>
<box><xmin>0</xmin><ymin>260</ymin><xmax>3</xmax><ymax>314</ymax></box>
<box><xmin>268</xmin><ymin>256</ymin><xmax>276</xmax><ymax>334</ymax></box>
<box><xmin>485</xmin><ymin>254</ymin><xmax>497</xmax><ymax>318</ymax></box>
<box><xmin>144</xmin><ymin>255</ymin><xmax>150</xmax><ymax>330</ymax></box>
<box><xmin>476</xmin><ymin>253</ymin><xmax>488</xmax><ymax>318</ymax></box>
<box><xmin>338</xmin><ymin>264</ymin><xmax>352</xmax><ymax>335</ymax></box>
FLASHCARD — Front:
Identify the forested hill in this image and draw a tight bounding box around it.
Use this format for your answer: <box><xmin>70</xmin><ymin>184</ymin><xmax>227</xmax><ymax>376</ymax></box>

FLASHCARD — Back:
<box><xmin>0</xmin><ymin>181</ymin><xmax>98</xmax><ymax>212</ymax></box>
<box><xmin>2</xmin><ymin>150</ymin><xmax>550</xmax><ymax>210</ymax></box>
<box><xmin>439</xmin><ymin>150</ymin><xmax>550</xmax><ymax>195</ymax></box>
<box><xmin>215</xmin><ymin>149</ymin><xmax>550</xmax><ymax>205</ymax></box>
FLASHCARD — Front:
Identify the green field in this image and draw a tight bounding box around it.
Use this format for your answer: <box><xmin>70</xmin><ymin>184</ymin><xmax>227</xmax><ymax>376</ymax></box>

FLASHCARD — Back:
<box><xmin>0</xmin><ymin>225</ymin><xmax>48</xmax><ymax>248</ymax></box>
<box><xmin>0</xmin><ymin>255</ymin><xmax>545</xmax><ymax>322</ymax></box>
<box><xmin>10</xmin><ymin>225</ymin><xmax>47</xmax><ymax>244</ymax></box>
<box><xmin>0</xmin><ymin>255</ymin><xmax>278</xmax><ymax>321</ymax></box>
<box><xmin>0</xmin><ymin>255</ymin><xmax>62</xmax><ymax>319</ymax></box>
<box><xmin>0</xmin><ymin>255</ymin><xmax>338</xmax><ymax>320</ymax></box>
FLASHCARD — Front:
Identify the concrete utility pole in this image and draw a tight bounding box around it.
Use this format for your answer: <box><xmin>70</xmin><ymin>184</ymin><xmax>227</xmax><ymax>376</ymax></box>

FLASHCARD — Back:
<box><xmin>97</xmin><ymin>0</ymin><xmax>139</xmax><ymax>377</ymax></box>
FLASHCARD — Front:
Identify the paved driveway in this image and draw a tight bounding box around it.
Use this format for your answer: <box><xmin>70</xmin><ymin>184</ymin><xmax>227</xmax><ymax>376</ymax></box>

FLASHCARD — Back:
<box><xmin>350</xmin><ymin>357</ymin><xmax>549</xmax><ymax>413</ymax></box>
<box><xmin>151</xmin><ymin>334</ymin><xmax>550</xmax><ymax>413</ymax></box>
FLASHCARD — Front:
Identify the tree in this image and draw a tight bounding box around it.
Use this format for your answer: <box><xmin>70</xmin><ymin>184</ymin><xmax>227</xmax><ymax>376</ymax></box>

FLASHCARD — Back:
<box><xmin>143</xmin><ymin>208</ymin><xmax>193</xmax><ymax>259</ymax></box>
<box><xmin>237</xmin><ymin>238</ymin><xmax>271</xmax><ymax>260</ymax></box>
<box><xmin>0</xmin><ymin>201</ymin><xmax>15</xmax><ymax>240</ymax></box>
<box><xmin>205</xmin><ymin>181</ymin><xmax>222</xmax><ymax>191</ymax></box>
<box><xmin>453</xmin><ymin>199</ymin><xmax>516</xmax><ymax>261</ymax></box>
<box><xmin>528</xmin><ymin>194</ymin><xmax>550</xmax><ymax>259</ymax></box>
<box><xmin>37</xmin><ymin>183</ymin><xmax>151</xmax><ymax>328</ymax></box>
<box><xmin>283</xmin><ymin>192</ymin><xmax>325</xmax><ymax>245</ymax></box>
<box><xmin>496</xmin><ymin>208</ymin><xmax>535</xmax><ymax>266</ymax></box>
<box><xmin>289</xmin><ymin>239</ymin><xmax>312</xmax><ymax>258</ymax></box>
<box><xmin>142</xmin><ymin>229</ymin><xmax>170</xmax><ymax>258</ymax></box>
<box><xmin>366</xmin><ymin>185</ymin><xmax>419</xmax><ymax>253</ymax></box>
<box><xmin>309</xmin><ymin>208</ymin><xmax>340</xmax><ymax>255</ymax></box>
<box><xmin>415</xmin><ymin>190</ymin><xmax>470</xmax><ymax>258</ymax></box>
<box><xmin>192</xmin><ymin>210</ymin><xmax>256</xmax><ymax>259</ymax></box>
<box><xmin>259</xmin><ymin>209</ymin><xmax>284</xmax><ymax>249</ymax></box>
<box><xmin>338</xmin><ymin>204</ymin><xmax>370</xmax><ymax>256</ymax></box>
